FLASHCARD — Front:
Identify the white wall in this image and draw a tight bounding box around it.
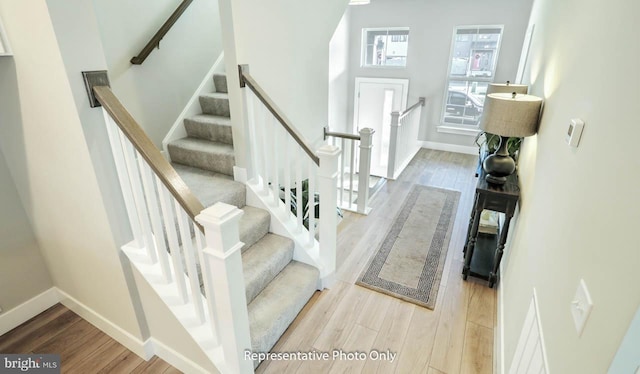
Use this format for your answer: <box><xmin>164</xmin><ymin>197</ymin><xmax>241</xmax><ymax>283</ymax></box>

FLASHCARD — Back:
<box><xmin>0</xmin><ymin>147</ymin><xmax>52</xmax><ymax>312</ymax></box>
<box><xmin>328</xmin><ymin>9</ymin><xmax>351</xmax><ymax>133</ymax></box>
<box><xmin>501</xmin><ymin>0</ymin><xmax>640</xmax><ymax>372</ymax></box>
<box><xmin>92</xmin><ymin>0</ymin><xmax>223</xmax><ymax>147</ymax></box>
<box><xmin>346</xmin><ymin>0</ymin><xmax>533</xmax><ymax>146</ymax></box>
<box><xmin>0</xmin><ymin>0</ymin><xmax>144</xmax><ymax>340</ymax></box>
<box><xmin>227</xmin><ymin>0</ymin><xmax>350</xmax><ymax>146</ymax></box>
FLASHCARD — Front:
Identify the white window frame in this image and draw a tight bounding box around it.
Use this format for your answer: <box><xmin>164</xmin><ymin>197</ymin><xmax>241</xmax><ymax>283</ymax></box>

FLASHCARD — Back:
<box><xmin>438</xmin><ymin>25</ymin><xmax>504</xmax><ymax>135</ymax></box>
<box><xmin>361</xmin><ymin>27</ymin><xmax>410</xmax><ymax>68</ymax></box>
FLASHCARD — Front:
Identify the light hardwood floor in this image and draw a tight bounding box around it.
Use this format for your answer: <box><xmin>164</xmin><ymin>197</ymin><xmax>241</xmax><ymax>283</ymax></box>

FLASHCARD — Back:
<box><xmin>0</xmin><ymin>303</ymin><xmax>180</xmax><ymax>373</ymax></box>
<box><xmin>257</xmin><ymin>149</ymin><xmax>497</xmax><ymax>374</ymax></box>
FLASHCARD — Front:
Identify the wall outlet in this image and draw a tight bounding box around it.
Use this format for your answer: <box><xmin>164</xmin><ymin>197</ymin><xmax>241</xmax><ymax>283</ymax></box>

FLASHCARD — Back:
<box><xmin>570</xmin><ymin>279</ymin><xmax>593</xmax><ymax>336</ymax></box>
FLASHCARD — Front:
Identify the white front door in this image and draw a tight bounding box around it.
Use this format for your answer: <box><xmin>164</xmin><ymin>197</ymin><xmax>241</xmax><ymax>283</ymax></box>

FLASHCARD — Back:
<box><xmin>354</xmin><ymin>77</ymin><xmax>408</xmax><ymax>177</ymax></box>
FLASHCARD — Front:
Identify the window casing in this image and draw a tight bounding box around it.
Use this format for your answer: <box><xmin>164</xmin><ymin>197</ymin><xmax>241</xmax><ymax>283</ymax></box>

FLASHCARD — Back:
<box><xmin>441</xmin><ymin>25</ymin><xmax>503</xmax><ymax>128</ymax></box>
<box><xmin>361</xmin><ymin>28</ymin><xmax>410</xmax><ymax>68</ymax></box>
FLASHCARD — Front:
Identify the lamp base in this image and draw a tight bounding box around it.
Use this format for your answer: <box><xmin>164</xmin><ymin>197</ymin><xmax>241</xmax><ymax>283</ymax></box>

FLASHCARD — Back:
<box><xmin>485</xmin><ymin>173</ymin><xmax>508</xmax><ymax>185</ymax></box>
<box><xmin>482</xmin><ymin>135</ymin><xmax>515</xmax><ymax>185</ymax></box>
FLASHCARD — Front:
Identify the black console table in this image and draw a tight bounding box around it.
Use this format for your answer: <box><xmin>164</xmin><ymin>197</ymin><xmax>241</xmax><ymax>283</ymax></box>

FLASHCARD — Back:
<box><xmin>463</xmin><ymin>169</ymin><xmax>520</xmax><ymax>288</ymax></box>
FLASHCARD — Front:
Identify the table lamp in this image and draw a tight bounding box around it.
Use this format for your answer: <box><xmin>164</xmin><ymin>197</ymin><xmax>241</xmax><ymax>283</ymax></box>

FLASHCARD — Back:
<box><xmin>479</xmin><ymin>92</ymin><xmax>542</xmax><ymax>185</ymax></box>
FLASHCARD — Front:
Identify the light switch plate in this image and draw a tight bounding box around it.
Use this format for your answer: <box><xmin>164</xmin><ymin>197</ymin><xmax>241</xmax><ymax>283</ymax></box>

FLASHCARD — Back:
<box><xmin>571</xmin><ymin>279</ymin><xmax>593</xmax><ymax>336</ymax></box>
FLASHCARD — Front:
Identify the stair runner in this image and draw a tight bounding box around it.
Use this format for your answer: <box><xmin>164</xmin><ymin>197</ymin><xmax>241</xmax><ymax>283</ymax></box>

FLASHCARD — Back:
<box><xmin>167</xmin><ymin>74</ymin><xmax>319</xmax><ymax>366</ymax></box>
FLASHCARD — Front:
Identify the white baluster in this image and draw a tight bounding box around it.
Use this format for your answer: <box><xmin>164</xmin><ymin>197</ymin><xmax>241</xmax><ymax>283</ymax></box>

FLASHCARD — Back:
<box><xmin>241</xmin><ymin>75</ymin><xmax>257</xmax><ymax>181</ymax></box>
<box><xmin>307</xmin><ymin>159</ymin><xmax>316</xmax><ymax>247</ymax></box>
<box><xmin>102</xmin><ymin>113</ymin><xmax>144</xmax><ymax>249</ymax></box>
<box><xmin>261</xmin><ymin>107</ymin><xmax>270</xmax><ymax>195</ymax></box>
<box><xmin>140</xmin><ymin>162</ymin><xmax>172</xmax><ymax>282</ymax></box>
<box><xmin>251</xmin><ymin>95</ymin><xmax>263</xmax><ymax>187</ymax></box>
<box><xmin>284</xmin><ymin>136</ymin><xmax>291</xmax><ymax>217</ymax></box>
<box><xmin>271</xmin><ymin>118</ymin><xmax>280</xmax><ymax>207</ymax></box>
<box><xmin>357</xmin><ymin>128</ymin><xmax>375</xmax><ymax>215</ymax></box>
<box><xmin>196</xmin><ymin>203</ymin><xmax>252</xmax><ymax>374</ymax></box>
<box><xmin>194</xmin><ymin>223</ymin><xmax>219</xmax><ymax>344</ymax></box>
<box><xmin>296</xmin><ymin>147</ymin><xmax>304</xmax><ymax>232</ymax></box>
<box><xmin>339</xmin><ymin>138</ymin><xmax>345</xmax><ymax>209</ymax></box>
<box><xmin>388</xmin><ymin>111</ymin><xmax>400</xmax><ymax>179</ymax></box>
<box><xmin>176</xmin><ymin>204</ymin><xmax>205</xmax><ymax>323</ymax></box>
<box><xmin>121</xmin><ymin>135</ymin><xmax>157</xmax><ymax>262</ymax></box>
<box><xmin>348</xmin><ymin>140</ymin><xmax>355</xmax><ymax>209</ymax></box>
<box><xmin>157</xmin><ymin>183</ymin><xmax>188</xmax><ymax>303</ymax></box>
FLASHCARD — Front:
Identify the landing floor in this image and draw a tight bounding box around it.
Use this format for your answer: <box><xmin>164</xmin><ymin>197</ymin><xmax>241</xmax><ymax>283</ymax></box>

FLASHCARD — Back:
<box><xmin>257</xmin><ymin>149</ymin><xmax>496</xmax><ymax>374</ymax></box>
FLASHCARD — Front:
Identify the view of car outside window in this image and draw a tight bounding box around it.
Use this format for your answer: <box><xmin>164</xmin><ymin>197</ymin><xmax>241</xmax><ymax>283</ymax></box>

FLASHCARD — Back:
<box><xmin>443</xmin><ymin>26</ymin><xmax>502</xmax><ymax>126</ymax></box>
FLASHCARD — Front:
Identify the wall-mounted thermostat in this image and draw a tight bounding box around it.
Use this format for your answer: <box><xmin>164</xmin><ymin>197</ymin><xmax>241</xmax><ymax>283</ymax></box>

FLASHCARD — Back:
<box><xmin>566</xmin><ymin>119</ymin><xmax>584</xmax><ymax>147</ymax></box>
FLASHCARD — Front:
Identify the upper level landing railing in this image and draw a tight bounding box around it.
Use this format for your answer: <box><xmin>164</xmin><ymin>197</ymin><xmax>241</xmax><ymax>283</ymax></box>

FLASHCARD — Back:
<box><xmin>388</xmin><ymin>97</ymin><xmax>426</xmax><ymax>179</ymax></box>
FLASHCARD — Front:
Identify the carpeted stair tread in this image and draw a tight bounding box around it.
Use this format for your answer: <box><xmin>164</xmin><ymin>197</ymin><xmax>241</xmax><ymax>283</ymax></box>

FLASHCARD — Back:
<box><xmin>248</xmin><ymin>261</ymin><xmax>319</xmax><ymax>361</ymax></box>
<box><xmin>184</xmin><ymin>114</ymin><xmax>233</xmax><ymax>145</ymax></box>
<box><xmin>239</xmin><ymin>206</ymin><xmax>270</xmax><ymax>251</ymax></box>
<box><xmin>242</xmin><ymin>234</ymin><xmax>294</xmax><ymax>304</ymax></box>
<box><xmin>213</xmin><ymin>74</ymin><xmax>228</xmax><ymax>94</ymax></box>
<box><xmin>199</xmin><ymin>92</ymin><xmax>230</xmax><ymax>117</ymax></box>
<box><xmin>172</xmin><ymin>163</ymin><xmax>244</xmax><ymax>208</ymax></box>
<box><xmin>168</xmin><ymin>137</ymin><xmax>235</xmax><ymax>176</ymax></box>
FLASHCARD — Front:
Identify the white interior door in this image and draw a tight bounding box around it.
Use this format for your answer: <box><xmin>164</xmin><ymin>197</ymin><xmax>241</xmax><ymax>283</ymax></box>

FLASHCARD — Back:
<box><xmin>354</xmin><ymin>77</ymin><xmax>408</xmax><ymax>177</ymax></box>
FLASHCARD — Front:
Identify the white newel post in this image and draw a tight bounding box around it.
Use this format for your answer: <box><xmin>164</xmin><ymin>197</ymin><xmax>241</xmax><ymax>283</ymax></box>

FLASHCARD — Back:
<box><xmin>317</xmin><ymin>145</ymin><xmax>340</xmax><ymax>288</ymax></box>
<box><xmin>196</xmin><ymin>203</ymin><xmax>253</xmax><ymax>374</ymax></box>
<box><xmin>387</xmin><ymin>111</ymin><xmax>400</xmax><ymax>180</ymax></box>
<box><xmin>357</xmin><ymin>128</ymin><xmax>374</xmax><ymax>215</ymax></box>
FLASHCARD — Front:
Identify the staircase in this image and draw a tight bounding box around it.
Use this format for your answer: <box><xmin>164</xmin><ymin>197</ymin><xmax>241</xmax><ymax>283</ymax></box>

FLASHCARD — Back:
<box><xmin>166</xmin><ymin>73</ymin><xmax>319</xmax><ymax>365</ymax></box>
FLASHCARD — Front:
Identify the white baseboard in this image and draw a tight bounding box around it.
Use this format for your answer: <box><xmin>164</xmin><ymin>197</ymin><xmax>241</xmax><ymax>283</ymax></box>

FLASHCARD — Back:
<box><xmin>421</xmin><ymin>141</ymin><xmax>479</xmax><ymax>155</ymax></box>
<box><xmin>0</xmin><ymin>288</ymin><xmax>59</xmax><ymax>336</ymax></box>
<box><xmin>150</xmin><ymin>338</ymin><xmax>211</xmax><ymax>374</ymax></box>
<box><xmin>0</xmin><ymin>287</ymin><xmax>218</xmax><ymax>372</ymax></box>
<box><xmin>55</xmin><ymin>287</ymin><xmax>153</xmax><ymax>360</ymax></box>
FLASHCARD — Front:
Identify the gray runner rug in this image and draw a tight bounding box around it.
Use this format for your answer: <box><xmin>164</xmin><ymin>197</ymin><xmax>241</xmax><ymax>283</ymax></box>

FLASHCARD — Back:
<box><xmin>356</xmin><ymin>185</ymin><xmax>460</xmax><ymax>309</ymax></box>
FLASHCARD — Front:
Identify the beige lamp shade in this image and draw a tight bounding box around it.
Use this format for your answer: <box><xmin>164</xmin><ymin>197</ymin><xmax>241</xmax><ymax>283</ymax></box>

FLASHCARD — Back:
<box><xmin>479</xmin><ymin>93</ymin><xmax>542</xmax><ymax>137</ymax></box>
<box><xmin>486</xmin><ymin>82</ymin><xmax>528</xmax><ymax>95</ymax></box>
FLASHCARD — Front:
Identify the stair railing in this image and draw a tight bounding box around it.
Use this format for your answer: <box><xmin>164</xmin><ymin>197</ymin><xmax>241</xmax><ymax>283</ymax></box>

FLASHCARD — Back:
<box><xmin>323</xmin><ymin>126</ymin><xmax>374</xmax><ymax>215</ymax></box>
<box><xmin>238</xmin><ymin>64</ymin><xmax>340</xmax><ymax>286</ymax></box>
<box><xmin>89</xmin><ymin>81</ymin><xmax>252</xmax><ymax>373</ymax></box>
<box><xmin>130</xmin><ymin>0</ymin><xmax>193</xmax><ymax>65</ymax></box>
<box><xmin>387</xmin><ymin>97</ymin><xmax>426</xmax><ymax>179</ymax></box>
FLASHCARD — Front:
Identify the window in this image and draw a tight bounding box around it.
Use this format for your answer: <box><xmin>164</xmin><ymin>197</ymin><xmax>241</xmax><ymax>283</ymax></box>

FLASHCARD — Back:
<box><xmin>362</xmin><ymin>28</ymin><xmax>409</xmax><ymax>67</ymax></box>
<box><xmin>442</xmin><ymin>26</ymin><xmax>503</xmax><ymax>127</ymax></box>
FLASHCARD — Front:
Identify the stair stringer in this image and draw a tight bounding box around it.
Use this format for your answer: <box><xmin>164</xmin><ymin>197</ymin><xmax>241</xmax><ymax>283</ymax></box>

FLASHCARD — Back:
<box><xmin>237</xmin><ymin>169</ymin><xmax>330</xmax><ymax>290</ymax></box>
<box><xmin>121</xmin><ymin>241</ymin><xmax>230</xmax><ymax>374</ymax></box>
<box><xmin>162</xmin><ymin>52</ymin><xmax>225</xmax><ymax>155</ymax></box>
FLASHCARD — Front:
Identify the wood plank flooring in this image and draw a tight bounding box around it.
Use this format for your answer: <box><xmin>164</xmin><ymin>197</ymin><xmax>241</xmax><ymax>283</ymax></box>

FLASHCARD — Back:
<box><xmin>257</xmin><ymin>149</ymin><xmax>497</xmax><ymax>374</ymax></box>
<box><xmin>0</xmin><ymin>303</ymin><xmax>179</xmax><ymax>373</ymax></box>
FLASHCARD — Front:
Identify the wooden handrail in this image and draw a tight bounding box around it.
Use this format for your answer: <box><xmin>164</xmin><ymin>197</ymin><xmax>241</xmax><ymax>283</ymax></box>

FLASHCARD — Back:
<box><xmin>323</xmin><ymin>126</ymin><xmax>361</xmax><ymax>141</ymax></box>
<box><xmin>238</xmin><ymin>64</ymin><xmax>320</xmax><ymax>165</ymax></box>
<box><xmin>398</xmin><ymin>97</ymin><xmax>426</xmax><ymax>120</ymax></box>
<box><xmin>131</xmin><ymin>0</ymin><xmax>193</xmax><ymax>65</ymax></box>
<box><xmin>93</xmin><ymin>86</ymin><xmax>205</xmax><ymax>231</ymax></box>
